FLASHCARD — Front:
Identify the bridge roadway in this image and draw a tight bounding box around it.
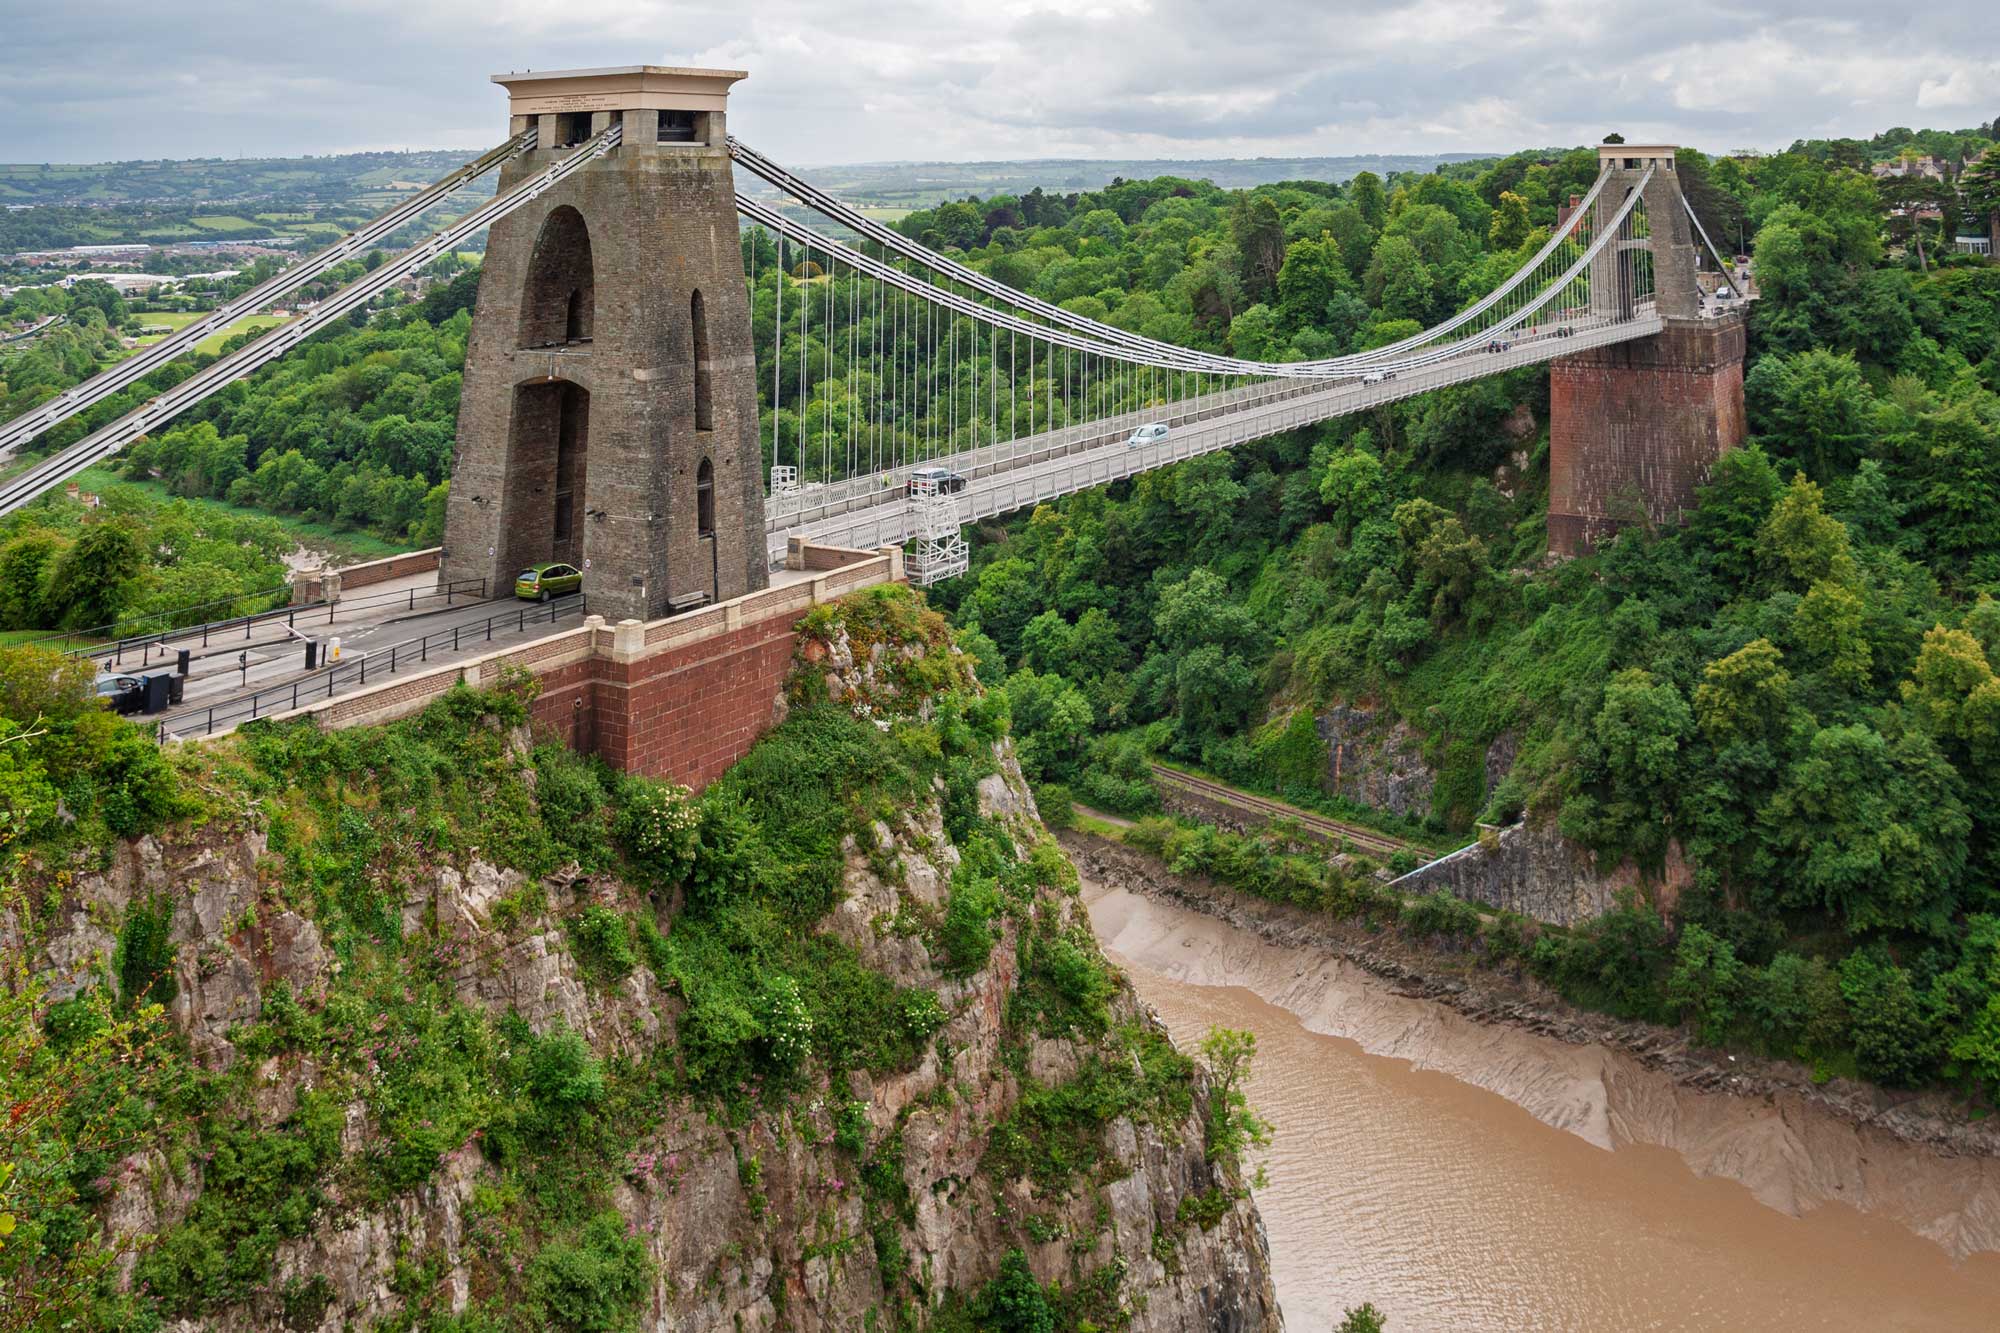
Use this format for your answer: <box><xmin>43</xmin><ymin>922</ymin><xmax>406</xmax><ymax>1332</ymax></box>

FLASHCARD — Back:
<box><xmin>135</xmin><ymin>570</ymin><xmax>589</xmax><ymax>739</ymax></box>
<box><xmin>765</xmin><ymin>308</ymin><xmax>1666</xmax><ymax>562</ymax></box>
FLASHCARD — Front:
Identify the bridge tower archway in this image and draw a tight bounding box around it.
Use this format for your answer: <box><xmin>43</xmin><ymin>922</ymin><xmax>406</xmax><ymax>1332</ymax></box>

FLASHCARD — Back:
<box><xmin>440</xmin><ymin>66</ymin><xmax>768</xmax><ymax>621</ymax></box>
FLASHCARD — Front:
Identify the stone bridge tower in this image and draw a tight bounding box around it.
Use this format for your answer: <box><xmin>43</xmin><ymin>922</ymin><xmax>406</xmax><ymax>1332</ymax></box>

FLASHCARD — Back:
<box><xmin>1547</xmin><ymin>145</ymin><xmax>1746</xmax><ymax>555</ymax></box>
<box><xmin>440</xmin><ymin>66</ymin><xmax>768</xmax><ymax>621</ymax></box>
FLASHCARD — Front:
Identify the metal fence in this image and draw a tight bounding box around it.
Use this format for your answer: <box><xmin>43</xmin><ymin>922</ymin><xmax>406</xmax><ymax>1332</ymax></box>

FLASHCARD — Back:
<box><xmin>158</xmin><ymin>592</ymin><xmax>582</xmax><ymax>740</ymax></box>
<box><xmin>30</xmin><ymin>583</ymin><xmax>296</xmax><ymax>655</ymax></box>
<box><xmin>73</xmin><ymin>578</ymin><xmax>488</xmax><ymax>669</ymax></box>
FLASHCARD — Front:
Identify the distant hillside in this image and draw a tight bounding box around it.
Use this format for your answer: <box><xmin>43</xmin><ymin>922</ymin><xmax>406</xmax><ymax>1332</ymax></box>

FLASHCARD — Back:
<box><xmin>0</xmin><ymin>149</ymin><xmax>486</xmax><ymax>208</ymax></box>
<box><xmin>786</xmin><ymin>153</ymin><xmax>1504</xmax><ymax>209</ymax></box>
<box><xmin>0</xmin><ymin>147</ymin><xmax>1506</xmax><ymax>252</ymax></box>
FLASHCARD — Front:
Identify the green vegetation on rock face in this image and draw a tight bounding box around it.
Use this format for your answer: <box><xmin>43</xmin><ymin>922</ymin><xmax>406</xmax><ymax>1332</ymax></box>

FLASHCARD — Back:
<box><xmin>0</xmin><ymin>585</ymin><xmax>1262</xmax><ymax>1330</ymax></box>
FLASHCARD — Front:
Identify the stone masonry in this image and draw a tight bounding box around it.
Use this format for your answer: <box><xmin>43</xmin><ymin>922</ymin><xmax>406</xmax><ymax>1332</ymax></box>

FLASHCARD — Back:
<box><xmin>441</xmin><ymin>68</ymin><xmax>768</xmax><ymax>622</ymax></box>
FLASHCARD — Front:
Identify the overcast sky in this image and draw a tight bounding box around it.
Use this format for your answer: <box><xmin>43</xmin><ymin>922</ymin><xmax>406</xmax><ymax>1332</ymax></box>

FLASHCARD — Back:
<box><xmin>4</xmin><ymin>0</ymin><xmax>1995</xmax><ymax>166</ymax></box>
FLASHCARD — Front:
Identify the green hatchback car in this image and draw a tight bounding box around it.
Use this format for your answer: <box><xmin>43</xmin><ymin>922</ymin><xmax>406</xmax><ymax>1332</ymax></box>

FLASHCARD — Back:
<box><xmin>515</xmin><ymin>562</ymin><xmax>583</xmax><ymax>601</ymax></box>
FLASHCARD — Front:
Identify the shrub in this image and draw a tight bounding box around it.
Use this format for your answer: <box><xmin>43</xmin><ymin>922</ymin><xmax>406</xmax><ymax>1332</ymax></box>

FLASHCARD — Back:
<box><xmin>1400</xmin><ymin>890</ymin><xmax>1481</xmax><ymax>941</ymax></box>
<box><xmin>114</xmin><ymin>896</ymin><xmax>177</xmax><ymax>1008</ymax></box>
<box><xmin>1840</xmin><ymin>948</ymin><xmax>1937</xmax><ymax>1086</ymax></box>
<box><xmin>520</xmin><ymin>1023</ymin><xmax>606</xmax><ymax>1119</ymax></box>
<box><xmin>972</xmin><ymin>1250</ymin><xmax>1055</xmax><ymax>1333</ymax></box>
<box><xmin>532</xmin><ymin>746</ymin><xmax>615</xmax><ymax>869</ymax></box>
<box><xmin>938</xmin><ymin>879</ymin><xmax>1003</xmax><ymax>976</ymax></box>
<box><xmin>612</xmin><ymin>776</ymin><xmax>700</xmax><ymax>890</ymax></box>
<box><xmin>1033</xmin><ymin>782</ymin><xmax>1075</xmax><ymax>827</ymax></box>
<box><xmin>568</xmin><ymin>906</ymin><xmax>638</xmax><ymax>985</ymax></box>
<box><xmin>528</xmin><ymin>1211</ymin><xmax>654</xmax><ymax>1333</ymax></box>
<box><xmin>1666</xmin><ymin>924</ymin><xmax>1745</xmax><ymax>1045</ymax></box>
<box><xmin>758</xmin><ymin>974</ymin><xmax>814</xmax><ymax>1071</ymax></box>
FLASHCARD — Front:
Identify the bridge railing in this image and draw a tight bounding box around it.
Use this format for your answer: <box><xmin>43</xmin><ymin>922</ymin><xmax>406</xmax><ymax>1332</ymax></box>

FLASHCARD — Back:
<box><xmin>157</xmin><ymin>590</ymin><xmax>576</xmax><ymax>742</ymax></box>
<box><xmin>63</xmin><ymin>578</ymin><xmax>488</xmax><ymax>669</ymax></box>
<box><xmin>764</xmin><ymin>374</ymin><xmax>1321</xmax><ymax>532</ymax></box>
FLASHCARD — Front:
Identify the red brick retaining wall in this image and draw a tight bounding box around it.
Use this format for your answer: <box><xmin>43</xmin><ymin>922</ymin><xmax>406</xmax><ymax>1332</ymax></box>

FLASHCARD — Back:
<box><xmin>1548</xmin><ymin>316</ymin><xmax>1746</xmax><ymax>556</ymax></box>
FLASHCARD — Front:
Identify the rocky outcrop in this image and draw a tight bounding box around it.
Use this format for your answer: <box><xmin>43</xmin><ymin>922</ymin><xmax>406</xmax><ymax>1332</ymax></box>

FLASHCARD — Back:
<box><xmin>19</xmin><ymin>602</ymin><xmax>1284</xmax><ymax>1332</ymax></box>
<box><xmin>1315</xmin><ymin>701</ymin><xmax>1436</xmax><ymax>819</ymax></box>
<box><xmin>1394</xmin><ymin>819</ymin><xmax>1692</xmax><ymax>925</ymax></box>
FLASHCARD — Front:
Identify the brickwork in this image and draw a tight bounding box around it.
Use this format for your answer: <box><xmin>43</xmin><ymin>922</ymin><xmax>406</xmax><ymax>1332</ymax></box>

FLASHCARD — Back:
<box><xmin>441</xmin><ymin>74</ymin><xmax>769</xmax><ymax>624</ymax></box>
<box><xmin>239</xmin><ymin>545</ymin><xmax>900</xmax><ymax>794</ymax></box>
<box><xmin>1548</xmin><ymin>314</ymin><xmax>1746</xmax><ymax>555</ymax></box>
<box><xmin>589</xmin><ymin>619</ymin><xmax>799</xmax><ymax>788</ymax></box>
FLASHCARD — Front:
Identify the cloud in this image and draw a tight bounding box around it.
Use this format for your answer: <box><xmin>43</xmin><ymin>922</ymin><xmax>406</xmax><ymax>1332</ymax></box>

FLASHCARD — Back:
<box><xmin>1</xmin><ymin>0</ymin><xmax>1992</xmax><ymax>166</ymax></box>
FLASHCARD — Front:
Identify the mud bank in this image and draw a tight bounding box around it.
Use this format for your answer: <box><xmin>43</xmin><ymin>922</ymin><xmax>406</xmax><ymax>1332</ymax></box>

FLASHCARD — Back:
<box><xmin>1066</xmin><ymin>830</ymin><xmax>2000</xmax><ymax>1263</ymax></box>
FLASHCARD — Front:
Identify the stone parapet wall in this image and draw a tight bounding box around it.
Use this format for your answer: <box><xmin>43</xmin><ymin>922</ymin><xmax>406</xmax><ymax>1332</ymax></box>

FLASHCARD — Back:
<box><xmin>292</xmin><ymin>548</ymin><xmax>444</xmax><ymax>603</ymax></box>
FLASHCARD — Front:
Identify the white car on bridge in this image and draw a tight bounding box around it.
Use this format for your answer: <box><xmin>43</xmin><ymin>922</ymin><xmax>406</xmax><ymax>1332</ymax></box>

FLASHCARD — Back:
<box><xmin>1126</xmin><ymin>423</ymin><xmax>1170</xmax><ymax>448</ymax></box>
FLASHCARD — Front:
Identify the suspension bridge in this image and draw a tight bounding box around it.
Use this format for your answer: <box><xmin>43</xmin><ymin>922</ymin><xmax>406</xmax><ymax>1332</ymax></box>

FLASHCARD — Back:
<box><xmin>0</xmin><ymin>66</ymin><xmax>1751</xmax><ymax>753</ymax></box>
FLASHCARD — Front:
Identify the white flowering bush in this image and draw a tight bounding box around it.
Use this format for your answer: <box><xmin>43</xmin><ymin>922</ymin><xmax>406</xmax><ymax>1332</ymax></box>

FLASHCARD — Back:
<box><xmin>759</xmin><ymin>974</ymin><xmax>814</xmax><ymax>1070</ymax></box>
<box><xmin>613</xmin><ymin>778</ymin><xmax>701</xmax><ymax>889</ymax></box>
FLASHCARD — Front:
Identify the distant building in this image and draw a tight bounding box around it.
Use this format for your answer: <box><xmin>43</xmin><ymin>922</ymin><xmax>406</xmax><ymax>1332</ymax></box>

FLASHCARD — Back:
<box><xmin>60</xmin><ymin>271</ymin><xmax>170</xmax><ymax>295</ymax></box>
<box><xmin>1872</xmin><ymin>155</ymin><xmax>1948</xmax><ymax>181</ymax></box>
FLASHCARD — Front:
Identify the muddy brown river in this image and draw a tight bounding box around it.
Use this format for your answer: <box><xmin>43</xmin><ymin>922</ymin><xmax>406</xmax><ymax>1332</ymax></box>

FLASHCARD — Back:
<box><xmin>1083</xmin><ymin>879</ymin><xmax>2000</xmax><ymax>1331</ymax></box>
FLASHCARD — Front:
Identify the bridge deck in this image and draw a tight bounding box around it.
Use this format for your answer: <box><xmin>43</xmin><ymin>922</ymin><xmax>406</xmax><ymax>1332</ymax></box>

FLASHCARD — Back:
<box><xmin>766</xmin><ymin>310</ymin><xmax>1664</xmax><ymax>561</ymax></box>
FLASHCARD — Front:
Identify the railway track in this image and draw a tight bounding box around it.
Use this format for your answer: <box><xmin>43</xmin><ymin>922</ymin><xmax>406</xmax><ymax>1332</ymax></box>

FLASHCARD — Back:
<box><xmin>1148</xmin><ymin>764</ymin><xmax>1423</xmax><ymax>861</ymax></box>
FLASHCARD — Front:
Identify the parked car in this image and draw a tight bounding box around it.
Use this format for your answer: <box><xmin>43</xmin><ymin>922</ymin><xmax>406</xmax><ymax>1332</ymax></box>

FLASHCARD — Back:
<box><xmin>1715</xmin><ymin>285</ymin><xmax>1734</xmax><ymax>299</ymax></box>
<box><xmin>94</xmin><ymin>672</ymin><xmax>144</xmax><ymax>715</ymax></box>
<box><xmin>1125</xmin><ymin>422</ymin><xmax>1170</xmax><ymax>449</ymax></box>
<box><xmin>515</xmin><ymin>562</ymin><xmax>583</xmax><ymax>602</ymax></box>
<box><xmin>906</xmin><ymin>465</ymin><xmax>967</xmax><ymax>496</ymax></box>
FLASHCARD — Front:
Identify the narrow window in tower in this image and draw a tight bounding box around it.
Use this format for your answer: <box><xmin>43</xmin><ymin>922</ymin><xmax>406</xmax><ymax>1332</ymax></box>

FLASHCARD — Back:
<box><xmin>691</xmin><ymin>289</ymin><xmax>714</xmax><ymax>431</ymax></box>
<box><xmin>696</xmin><ymin>458</ymin><xmax>715</xmax><ymax>536</ymax></box>
<box><xmin>565</xmin><ymin>290</ymin><xmax>584</xmax><ymax>343</ymax></box>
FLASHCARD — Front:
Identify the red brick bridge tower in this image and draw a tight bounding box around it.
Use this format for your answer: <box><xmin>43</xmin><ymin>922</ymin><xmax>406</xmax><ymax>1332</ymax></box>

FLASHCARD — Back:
<box><xmin>1547</xmin><ymin>145</ymin><xmax>1747</xmax><ymax>555</ymax></box>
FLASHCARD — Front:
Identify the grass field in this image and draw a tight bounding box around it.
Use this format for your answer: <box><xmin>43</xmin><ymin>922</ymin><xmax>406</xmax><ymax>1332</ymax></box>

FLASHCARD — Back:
<box><xmin>189</xmin><ymin>214</ymin><xmax>262</xmax><ymax>232</ymax></box>
<box><xmin>72</xmin><ymin>466</ymin><xmax>409</xmax><ymax>561</ymax></box>
<box><xmin>126</xmin><ymin>309</ymin><xmax>286</xmax><ymax>350</ymax></box>
<box><xmin>128</xmin><ymin>309</ymin><xmax>228</xmax><ymax>347</ymax></box>
<box><xmin>190</xmin><ymin>315</ymin><xmax>285</xmax><ymax>355</ymax></box>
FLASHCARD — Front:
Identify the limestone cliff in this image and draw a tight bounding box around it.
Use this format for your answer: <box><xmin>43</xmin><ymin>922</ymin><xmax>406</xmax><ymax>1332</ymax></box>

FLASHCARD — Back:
<box><xmin>7</xmin><ymin>585</ymin><xmax>1282</xmax><ymax>1332</ymax></box>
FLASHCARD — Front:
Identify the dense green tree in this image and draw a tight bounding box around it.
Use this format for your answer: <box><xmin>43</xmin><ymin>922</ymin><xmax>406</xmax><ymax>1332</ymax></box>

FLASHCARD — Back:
<box><xmin>1488</xmin><ymin>190</ymin><xmax>1532</xmax><ymax>250</ymax></box>
<box><xmin>1362</xmin><ymin>235</ymin><xmax>1436</xmax><ymax>324</ymax></box>
<box><xmin>1757</xmin><ymin>473</ymin><xmax>1853</xmax><ymax>586</ymax></box>
<box><xmin>1348</xmin><ymin>171</ymin><xmax>1388</xmax><ymax>229</ymax></box>
<box><xmin>1275</xmin><ymin>233</ymin><xmax>1354</xmax><ymax>333</ymax></box>
<box><xmin>46</xmin><ymin>520</ymin><xmax>145</xmax><ymax>631</ymax></box>
<box><xmin>1745</xmin><ymin>350</ymin><xmax>1877</xmax><ymax>479</ymax></box>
